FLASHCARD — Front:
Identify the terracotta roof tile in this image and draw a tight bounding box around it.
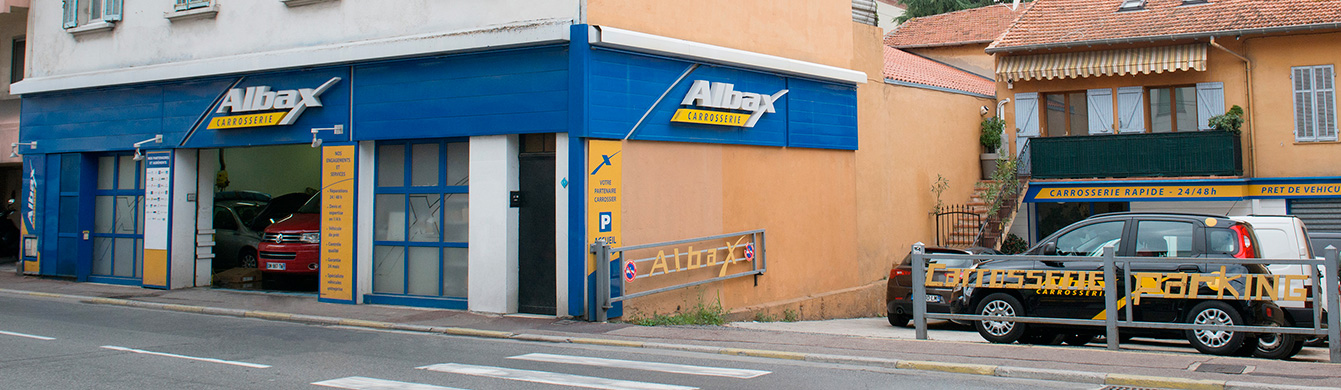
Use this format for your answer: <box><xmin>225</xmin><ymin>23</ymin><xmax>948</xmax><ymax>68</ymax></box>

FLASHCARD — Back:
<box><xmin>883</xmin><ymin>46</ymin><xmax>996</xmax><ymax>97</ymax></box>
<box><xmin>884</xmin><ymin>4</ymin><xmax>1026</xmax><ymax>48</ymax></box>
<box><xmin>990</xmin><ymin>0</ymin><xmax>1341</xmax><ymax>52</ymax></box>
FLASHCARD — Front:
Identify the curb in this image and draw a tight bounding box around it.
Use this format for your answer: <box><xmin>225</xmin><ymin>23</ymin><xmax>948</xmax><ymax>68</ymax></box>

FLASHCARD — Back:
<box><xmin>4</xmin><ymin>288</ymin><xmax>1334</xmax><ymax>390</ymax></box>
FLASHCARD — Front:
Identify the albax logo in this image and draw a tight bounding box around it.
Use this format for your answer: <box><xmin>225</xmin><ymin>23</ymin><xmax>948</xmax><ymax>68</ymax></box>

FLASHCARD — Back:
<box><xmin>679</xmin><ymin>80</ymin><xmax>788</xmax><ymax>128</ymax></box>
<box><xmin>26</xmin><ymin>168</ymin><xmax>35</xmax><ymax>229</ymax></box>
<box><xmin>214</xmin><ymin>77</ymin><xmax>341</xmax><ymax>126</ymax></box>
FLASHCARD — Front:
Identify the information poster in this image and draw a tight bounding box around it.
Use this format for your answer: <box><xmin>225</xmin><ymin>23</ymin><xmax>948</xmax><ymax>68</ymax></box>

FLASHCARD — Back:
<box><xmin>587</xmin><ymin>140</ymin><xmax>623</xmax><ymax>274</ymax></box>
<box><xmin>143</xmin><ymin>151</ymin><xmax>172</xmax><ymax>287</ymax></box>
<box><xmin>320</xmin><ymin>145</ymin><xmax>356</xmax><ymax>302</ymax></box>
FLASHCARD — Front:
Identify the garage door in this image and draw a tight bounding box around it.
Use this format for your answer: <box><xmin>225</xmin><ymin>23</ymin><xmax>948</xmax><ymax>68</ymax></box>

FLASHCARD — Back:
<box><xmin>1290</xmin><ymin>199</ymin><xmax>1341</xmax><ymax>233</ymax></box>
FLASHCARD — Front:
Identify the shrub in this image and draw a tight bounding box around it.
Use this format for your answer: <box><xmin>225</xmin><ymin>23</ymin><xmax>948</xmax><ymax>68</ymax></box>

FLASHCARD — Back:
<box><xmin>980</xmin><ymin>116</ymin><xmax>1006</xmax><ymax>153</ymax></box>
<box><xmin>1208</xmin><ymin>105</ymin><xmax>1244</xmax><ymax>135</ymax></box>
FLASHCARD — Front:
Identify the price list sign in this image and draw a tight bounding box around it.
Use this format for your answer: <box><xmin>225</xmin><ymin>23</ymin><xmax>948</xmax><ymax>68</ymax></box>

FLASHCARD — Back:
<box><xmin>320</xmin><ymin>145</ymin><xmax>356</xmax><ymax>302</ymax></box>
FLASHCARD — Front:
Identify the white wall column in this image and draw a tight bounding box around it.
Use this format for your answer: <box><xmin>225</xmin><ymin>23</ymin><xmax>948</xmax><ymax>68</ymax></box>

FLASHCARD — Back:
<box><xmin>195</xmin><ymin>149</ymin><xmax>218</xmax><ymax>287</ymax></box>
<box><xmin>468</xmin><ymin>135</ymin><xmax>520</xmax><ymax>314</ymax></box>
<box><xmin>170</xmin><ymin>150</ymin><xmax>199</xmax><ymax>289</ymax></box>
<box><xmin>554</xmin><ymin>132</ymin><xmax>569</xmax><ymax>317</ymax></box>
<box><xmin>356</xmin><ymin>141</ymin><xmax>375</xmax><ymax>304</ymax></box>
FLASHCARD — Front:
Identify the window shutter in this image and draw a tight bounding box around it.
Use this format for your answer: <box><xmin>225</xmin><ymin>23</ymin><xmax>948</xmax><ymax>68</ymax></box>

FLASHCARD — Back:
<box><xmin>1014</xmin><ymin>92</ymin><xmax>1040</xmax><ymax>156</ymax></box>
<box><xmin>1116</xmin><ymin>86</ymin><xmax>1145</xmax><ymax>133</ymax></box>
<box><xmin>1295</xmin><ymin>67</ymin><xmax>1316</xmax><ymax>141</ymax></box>
<box><xmin>1087</xmin><ymin>88</ymin><xmax>1114</xmax><ymax>135</ymax></box>
<box><xmin>62</xmin><ymin>0</ymin><xmax>77</xmax><ymax>28</ymax></box>
<box><xmin>102</xmin><ymin>0</ymin><xmax>122</xmax><ymax>22</ymax></box>
<box><xmin>1195</xmin><ymin>82</ymin><xmax>1224</xmax><ymax>131</ymax></box>
<box><xmin>1315</xmin><ymin>65</ymin><xmax>1337</xmax><ymax>141</ymax></box>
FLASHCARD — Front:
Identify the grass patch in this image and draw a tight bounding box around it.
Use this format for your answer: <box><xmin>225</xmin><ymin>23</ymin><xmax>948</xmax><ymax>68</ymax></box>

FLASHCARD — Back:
<box><xmin>753</xmin><ymin>312</ymin><xmax>778</xmax><ymax>322</ymax></box>
<box><xmin>782</xmin><ymin>308</ymin><xmax>799</xmax><ymax>322</ymax></box>
<box><xmin>627</xmin><ymin>296</ymin><xmax>727</xmax><ymax>326</ymax></box>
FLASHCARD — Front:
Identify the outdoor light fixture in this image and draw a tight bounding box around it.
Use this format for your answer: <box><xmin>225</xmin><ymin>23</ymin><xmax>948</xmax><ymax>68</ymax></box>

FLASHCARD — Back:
<box><xmin>310</xmin><ymin>124</ymin><xmax>344</xmax><ymax>148</ymax></box>
<box><xmin>9</xmin><ymin>141</ymin><xmax>36</xmax><ymax>158</ymax></box>
<box><xmin>131</xmin><ymin>134</ymin><xmax>164</xmax><ymax>161</ymax></box>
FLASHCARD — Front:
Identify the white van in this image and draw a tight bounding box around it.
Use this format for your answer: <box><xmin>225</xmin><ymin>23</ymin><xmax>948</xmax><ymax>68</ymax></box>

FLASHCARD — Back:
<box><xmin>1230</xmin><ymin>215</ymin><xmax>1328</xmax><ymax>328</ymax></box>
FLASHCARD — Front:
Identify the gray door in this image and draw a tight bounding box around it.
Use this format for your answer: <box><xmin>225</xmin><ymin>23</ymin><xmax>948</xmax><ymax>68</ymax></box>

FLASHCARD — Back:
<box><xmin>517</xmin><ymin>152</ymin><xmax>556</xmax><ymax>315</ymax></box>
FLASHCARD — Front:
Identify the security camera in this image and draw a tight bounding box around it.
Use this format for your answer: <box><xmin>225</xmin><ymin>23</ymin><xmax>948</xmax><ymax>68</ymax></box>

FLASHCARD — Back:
<box><xmin>980</xmin><ymin>106</ymin><xmax>990</xmax><ymax>115</ymax></box>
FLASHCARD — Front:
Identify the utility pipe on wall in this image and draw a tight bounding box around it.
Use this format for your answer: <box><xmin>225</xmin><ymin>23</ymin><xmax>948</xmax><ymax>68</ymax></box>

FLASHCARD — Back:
<box><xmin>1209</xmin><ymin>37</ymin><xmax>1255</xmax><ymax>177</ymax></box>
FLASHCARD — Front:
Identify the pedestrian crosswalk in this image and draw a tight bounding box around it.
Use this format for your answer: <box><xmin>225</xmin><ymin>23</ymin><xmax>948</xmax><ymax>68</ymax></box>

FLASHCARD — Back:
<box><xmin>311</xmin><ymin>352</ymin><xmax>771</xmax><ymax>390</ymax></box>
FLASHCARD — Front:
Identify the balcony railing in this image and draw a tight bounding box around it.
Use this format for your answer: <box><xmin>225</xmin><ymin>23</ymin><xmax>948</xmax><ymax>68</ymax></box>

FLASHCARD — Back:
<box><xmin>1028</xmin><ymin>131</ymin><xmax>1242</xmax><ymax>179</ymax></box>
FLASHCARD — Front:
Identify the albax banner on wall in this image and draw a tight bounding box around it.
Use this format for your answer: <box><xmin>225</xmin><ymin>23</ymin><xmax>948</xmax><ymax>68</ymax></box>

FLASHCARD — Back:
<box><xmin>671</xmin><ymin>80</ymin><xmax>788</xmax><ymax>128</ymax></box>
<box><xmin>208</xmin><ymin>77</ymin><xmax>342</xmax><ymax>129</ymax></box>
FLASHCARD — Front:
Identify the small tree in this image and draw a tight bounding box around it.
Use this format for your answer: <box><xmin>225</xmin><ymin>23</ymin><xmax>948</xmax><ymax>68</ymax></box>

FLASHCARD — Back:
<box><xmin>980</xmin><ymin>116</ymin><xmax>1005</xmax><ymax>153</ymax></box>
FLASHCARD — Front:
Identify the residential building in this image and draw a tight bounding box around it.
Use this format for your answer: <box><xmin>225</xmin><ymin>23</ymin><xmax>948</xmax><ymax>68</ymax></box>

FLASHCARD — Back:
<box><xmin>0</xmin><ymin>1</ymin><xmax>25</xmax><ymax>235</ymax></box>
<box><xmin>11</xmin><ymin>0</ymin><xmax>990</xmax><ymax>320</ymax></box>
<box><xmin>990</xmin><ymin>0</ymin><xmax>1341</xmax><ymax>241</ymax></box>
<box><xmin>884</xmin><ymin>3</ymin><xmax>1024</xmax><ymax>79</ymax></box>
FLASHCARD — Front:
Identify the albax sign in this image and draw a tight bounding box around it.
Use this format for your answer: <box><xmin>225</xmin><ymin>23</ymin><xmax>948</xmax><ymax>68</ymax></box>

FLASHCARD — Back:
<box><xmin>671</xmin><ymin>80</ymin><xmax>788</xmax><ymax>128</ymax></box>
<box><xmin>208</xmin><ymin>77</ymin><xmax>342</xmax><ymax>129</ymax></box>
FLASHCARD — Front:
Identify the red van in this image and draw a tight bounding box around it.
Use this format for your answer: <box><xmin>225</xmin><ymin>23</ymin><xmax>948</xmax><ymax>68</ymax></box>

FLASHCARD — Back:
<box><xmin>257</xmin><ymin>194</ymin><xmax>320</xmax><ymax>275</ymax></box>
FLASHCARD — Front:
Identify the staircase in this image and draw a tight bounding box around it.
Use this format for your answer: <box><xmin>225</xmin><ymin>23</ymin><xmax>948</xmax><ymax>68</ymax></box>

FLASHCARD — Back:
<box><xmin>939</xmin><ymin>180</ymin><xmax>1027</xmax><ymax>250</ymax></box>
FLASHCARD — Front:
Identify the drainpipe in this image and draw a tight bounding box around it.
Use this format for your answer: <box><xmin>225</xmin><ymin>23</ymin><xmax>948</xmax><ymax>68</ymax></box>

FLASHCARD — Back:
<box><xmin>997</xmin><ymin>98</ymin><xmax>1011</xmax><ymax>156</ymax></box>
<box><xmin>1210</xmin><ymin>37</ymin><xmax>1255</xmax><ymax>178</ymax></box>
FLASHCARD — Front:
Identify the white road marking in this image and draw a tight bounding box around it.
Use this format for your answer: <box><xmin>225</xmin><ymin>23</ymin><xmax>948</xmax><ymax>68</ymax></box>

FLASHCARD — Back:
<box><xmin>418</xmin><ymin>363</ymin><xmax>697</xmax><ymax>390</ymax></box>
<box><xmin>100</xmin><ymin>346</ymin><xmax>271</xmax><ymax>368</ymax></box>
<box><xmin>508</xmin><ymin>353</ymin><xmax>770</xmax><ymax>379</ymax></box>
<box><xmin>0</xmin><ymin>330</ymin><xmax>55</xmax><ymax>340</ymax></box>
<box><xmin>312</xmin><ymin>376</ymin><xmax>467</xmax><ymax>390</ymax></box>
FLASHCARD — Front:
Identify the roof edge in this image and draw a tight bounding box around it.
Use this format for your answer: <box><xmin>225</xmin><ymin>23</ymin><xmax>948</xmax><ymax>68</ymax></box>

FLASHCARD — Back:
<box><xmin>884</xmin><ymin>78</ymin><xmax>995</xmax><ymax>99</ymax></box>
<box><xmin>987</xmin><ymin>22</ymin><xmax>1341</xmax><ymax>54</ymax></box>
<box><xmin>892</xmin><ymin>39</ymin><xmax>995</xmax><ymax>50</ymax></box>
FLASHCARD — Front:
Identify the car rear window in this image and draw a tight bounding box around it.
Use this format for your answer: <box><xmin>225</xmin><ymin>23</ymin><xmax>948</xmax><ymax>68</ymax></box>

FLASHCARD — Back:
<box><xmin>1207</xmin><ymin>227</ymin><xmax>1239</xmax><ymax>255</ymax></box>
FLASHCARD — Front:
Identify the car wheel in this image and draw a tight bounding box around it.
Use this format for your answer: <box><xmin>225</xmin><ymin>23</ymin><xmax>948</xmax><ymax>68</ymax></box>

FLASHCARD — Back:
<box><xmin>1063</xmin><ymin>334</ymin><xmax>1096</xmax><ymax>346</ymax></box>
<box><xmin>1185</xmin><ymin>301</ymin><xmax>1247</xmax><ymax>356</ymax></box>
<box><xmin>975</xmin><ymin>293</ymin><xmax>1026</xmax><ymax>344</ymax></box>
<box><xmin>1251</xmin><ymin>327</ymin><xmax>1304</xmax><ymax>360</ymax></box>
<box><xmin>888</xmin><ymin>312</ymin><xmax>911</xmax><ymax>328</ymax></box>
<box><xmin>239</xmin><ymin>248</ymin><xmax>258</xmax><ymax>269</ymax></box>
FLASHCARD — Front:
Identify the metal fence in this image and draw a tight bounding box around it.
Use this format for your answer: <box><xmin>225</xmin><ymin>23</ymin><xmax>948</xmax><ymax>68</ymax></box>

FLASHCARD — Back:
<box><xmin>934</xmin><ymin>205</ymin><xmax>982</xmax><ymax>248</ymax></box>
<box><xmin>909</xmin><ymin>242</ymin><xmax>1341</xmax><ymax>362</ymax></box>
<box><xmin>591</xmin><ymin>230</ymin><xmax>766</xmax><ymax>322</ymax></box>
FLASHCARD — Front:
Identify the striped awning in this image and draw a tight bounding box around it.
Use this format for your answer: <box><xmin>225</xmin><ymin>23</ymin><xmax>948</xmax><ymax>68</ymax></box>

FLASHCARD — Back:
<box><xmin>997</xmin><ymin>44</ymin><xmax>1207</xmax><ymax>82</ymax></box>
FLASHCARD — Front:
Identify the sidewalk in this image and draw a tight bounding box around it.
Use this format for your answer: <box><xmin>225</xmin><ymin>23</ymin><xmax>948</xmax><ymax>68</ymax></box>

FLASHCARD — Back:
<box><xmin>3</xmin><ymin>264</ymin><xmax>1339</xmax><ymax>390</ymax></box>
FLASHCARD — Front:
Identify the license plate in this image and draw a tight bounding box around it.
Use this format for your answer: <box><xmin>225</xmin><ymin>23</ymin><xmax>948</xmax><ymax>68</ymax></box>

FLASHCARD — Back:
<box><xmin>266</xmin><ymin>262</ymin><xmax>286</xmax><ymax>270</ymax></box>
<box><xmin>926</xmin><ymin>295</ymin><xmax>943</xmax><ymax>303</ymax></box>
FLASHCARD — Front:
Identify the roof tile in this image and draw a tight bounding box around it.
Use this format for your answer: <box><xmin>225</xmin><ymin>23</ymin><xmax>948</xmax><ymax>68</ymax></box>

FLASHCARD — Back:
<box><xmin>991</xmin><ymin>0</ymin><xmax>1341</xmax><ymax>52</ymax></box>
<box><xmin>883</xmin><ymin>47</ymin><xmax>996</xmax><ymax>97</ymax></box>
<box><xmin>884</xmin><ymin>4</ymin><xmax>1025</xmax><ymax>48</ymax></box>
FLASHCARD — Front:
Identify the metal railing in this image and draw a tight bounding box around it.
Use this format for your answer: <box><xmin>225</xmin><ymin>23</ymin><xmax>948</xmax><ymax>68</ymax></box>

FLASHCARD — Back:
<box><xmin>591</xmin><ymin>229</ymin><xmax>766</xmax><ymax>322</ymax></box>
<box><xmin>909</xmin><ymin>242</ymin><xmax>1341</xmax><ymax>362</ymax></box>
<box><xmin>1016</xmin><ymin>138</ymin><xmax>1032</xmax><ymax>178</ymax></box>
<box><xmin>934</xmin><ymin>205</ymin><xmax>982</xmax><ymax>248</ymax></box>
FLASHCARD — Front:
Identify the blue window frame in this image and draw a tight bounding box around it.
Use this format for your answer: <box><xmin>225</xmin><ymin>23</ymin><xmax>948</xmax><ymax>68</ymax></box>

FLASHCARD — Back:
<box><xmin>90</xmin><ymin>153</ymin><xmax>144</xmax><ymax>284</ymax></box>
<box><xmin>370</xmin><ymin>140</ymin><xmax>469</xmax><ymax>303</ymax></box>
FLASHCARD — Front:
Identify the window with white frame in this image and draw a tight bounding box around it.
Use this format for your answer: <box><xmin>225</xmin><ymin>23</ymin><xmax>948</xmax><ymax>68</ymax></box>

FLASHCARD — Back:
<box><xmin>62</xmin><ymin>0</ymin><xmax>122</xmax><ymax>29</ymax></box>
<box><xmin>1293</xmin><ymin>65</ymin><xmax>1339</xmax><ymax>142</ymax></box>
<box><xmin>175</xmin><ymin>0</ymin><xmax>211</xmax><ymax>11</ymax></box>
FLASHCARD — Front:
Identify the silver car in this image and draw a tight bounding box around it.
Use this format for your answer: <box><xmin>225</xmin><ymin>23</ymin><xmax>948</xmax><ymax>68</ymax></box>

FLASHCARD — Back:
<box><xmin>213</xmin><ymin>201</ymin><xmax>264</xmax><ymax>271</ymax></box>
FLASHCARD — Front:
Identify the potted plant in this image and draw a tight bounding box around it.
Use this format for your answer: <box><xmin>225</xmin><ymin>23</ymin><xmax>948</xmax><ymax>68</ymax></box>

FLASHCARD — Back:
<box><xmin>979</xmin><ymin>116</ymin><xmax>1005</xmax><ymax>179</ymax></box>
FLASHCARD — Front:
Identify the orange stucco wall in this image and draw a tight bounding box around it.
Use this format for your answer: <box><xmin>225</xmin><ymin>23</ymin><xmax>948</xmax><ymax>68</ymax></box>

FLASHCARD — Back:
<box><xmin>1243</xmin><ymin>31</ymin><xmax>1341</xmax><ymax>178</ymax></box>
<box><xmin>607</xmin><ymin>12</ymin><xmax>992</xmax><ymax>319</ymax></box>
<box><xmin>996</xmin><ymin>32</ymin><xmax>1341</xmax><ymax>180</ymax></box>
<box><xmin>906</xmin><ymin>43</ymin><xmax>995</xmax><ymax>79</ymax></box>
<box><xmin>587</xmin><ymin>0</ymin><xmax>854</xmax><ymax>70</ymax></box>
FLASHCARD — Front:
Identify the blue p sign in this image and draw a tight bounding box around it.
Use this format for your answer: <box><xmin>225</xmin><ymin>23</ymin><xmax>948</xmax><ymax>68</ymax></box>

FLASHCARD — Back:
<box><xmin>599</xmin><ymin>212</ymin><xmax>612</xmax><ymax>232</ymax></box>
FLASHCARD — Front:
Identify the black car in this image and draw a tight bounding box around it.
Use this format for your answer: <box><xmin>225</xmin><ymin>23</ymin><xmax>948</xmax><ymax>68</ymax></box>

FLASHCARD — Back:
<box><xmin>948</xmin><ymin>212</ymin><xmax>1300</xmax><ymax>359</ymax></box>
<box><xmin>886</xmin><ymin>246</ymin><xmax>998</xmax><ymax>328</ymax></box>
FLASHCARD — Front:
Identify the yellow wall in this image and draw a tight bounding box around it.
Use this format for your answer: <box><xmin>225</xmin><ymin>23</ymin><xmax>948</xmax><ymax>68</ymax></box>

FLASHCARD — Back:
<box><xmin>906</xmin><ymin>44</ymin><xmax>995</xmax><ymax>79</ymax></box>
<box><xmin>997</xmin><ymin>33</ymin><xmax>1341</xmax><ymax>180</ymax></box>
<box><xmin>613</xmin><ymin>18</ymin><xmax>992</xmax><ymax>320</ymax></box>
<box><xmin>587</xmin><ymin>0</ymin><xmax>854</xmax><ymax>70</ymax></box>
<box><xmin>1244</xmin><ymin>31</ymin><xmax>1341</xmax><ymax>178</ymax></box>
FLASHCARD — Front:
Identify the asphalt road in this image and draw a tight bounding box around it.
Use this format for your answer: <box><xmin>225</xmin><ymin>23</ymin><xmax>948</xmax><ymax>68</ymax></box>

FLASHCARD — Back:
<box><xmin>0</xmin><ymin>295</ymin><xmax>1109</xmax><ymax>390</ymax></box>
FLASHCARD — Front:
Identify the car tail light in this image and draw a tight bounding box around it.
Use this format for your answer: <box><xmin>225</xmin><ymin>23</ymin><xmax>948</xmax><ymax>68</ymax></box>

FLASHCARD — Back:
<box><xmin>891</xmin><ymin>268</ymin><xmax>910</xmax><ymax>279</ymax></box>
<box><xmin>1266</xmin><ymin>306</ymin><xmax>1274</xmax><ymax>318</ymax></box>
<box><xmin>1231</xmin><ymin>224</ymin><xmax>1257</xmax><ymax>259</ymax></box>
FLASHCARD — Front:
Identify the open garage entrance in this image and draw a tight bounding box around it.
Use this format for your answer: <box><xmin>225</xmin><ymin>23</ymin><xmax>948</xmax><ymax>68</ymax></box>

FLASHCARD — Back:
<box><xmin>201</xmin><ymin>144</ymin><xmax>321</xmax><ymax>292</ymax></box>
